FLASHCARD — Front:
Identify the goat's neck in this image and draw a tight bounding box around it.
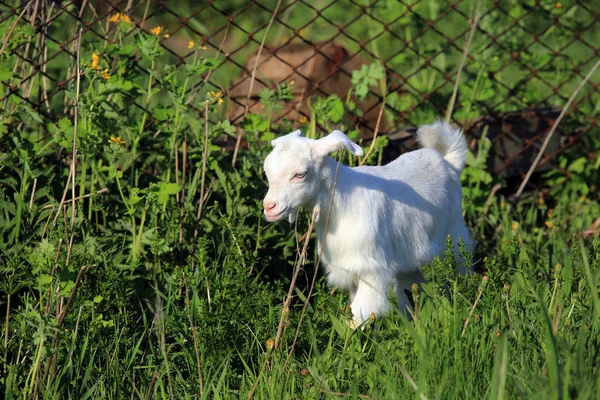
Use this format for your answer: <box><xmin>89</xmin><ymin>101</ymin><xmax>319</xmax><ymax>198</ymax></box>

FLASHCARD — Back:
<box><xmin>312</xmin><ymin>156</ymin><xmax>351</xmax><ymax>227</ymax></box>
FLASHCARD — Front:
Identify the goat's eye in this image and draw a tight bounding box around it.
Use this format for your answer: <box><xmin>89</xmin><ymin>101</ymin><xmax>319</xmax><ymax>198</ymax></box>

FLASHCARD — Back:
<box><xmin>293</xmin><ymin>172</ymin><xmax>307</xmax><ymax>180</ymax></box>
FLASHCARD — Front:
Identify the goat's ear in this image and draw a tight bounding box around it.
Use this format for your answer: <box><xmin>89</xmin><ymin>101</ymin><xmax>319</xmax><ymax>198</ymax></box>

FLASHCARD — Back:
<box><xmin>312</xmin><ymin>130</ymin><xmax>364</xmax><ymax>157</ymax></box>
<box><xmin>271</xmin><ymin>129</ymin><xmax>303</xmax><ymax>147</ymax></box>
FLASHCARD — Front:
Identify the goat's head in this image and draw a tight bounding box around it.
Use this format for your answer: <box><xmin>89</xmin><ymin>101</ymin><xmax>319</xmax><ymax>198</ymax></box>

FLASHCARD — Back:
<box><xmin>262</xmin><ymin>129</ymin><xmax>363</xmax><ymax>222</ymax></box>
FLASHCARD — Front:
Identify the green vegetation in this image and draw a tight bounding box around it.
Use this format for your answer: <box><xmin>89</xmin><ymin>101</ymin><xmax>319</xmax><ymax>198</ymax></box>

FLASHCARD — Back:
<box><xmin>1</xmin><ymin>1</ymin><xmax>599</xmax><ymax>398</ymax></box>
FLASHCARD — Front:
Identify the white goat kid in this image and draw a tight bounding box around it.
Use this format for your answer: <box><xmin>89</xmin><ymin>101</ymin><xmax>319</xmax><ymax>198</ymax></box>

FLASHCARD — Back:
<box><xmin>262</xmin><ymin>121</ymin><xmax>474</xmax><ymax>327</ymax></box>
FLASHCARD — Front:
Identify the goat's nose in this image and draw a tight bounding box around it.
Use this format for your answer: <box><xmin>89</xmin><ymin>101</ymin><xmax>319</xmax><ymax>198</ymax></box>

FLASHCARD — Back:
<box><xmin>263</xmin><ymin>201</ymin><xmax>277</xmax><ymax>212</ymax></box>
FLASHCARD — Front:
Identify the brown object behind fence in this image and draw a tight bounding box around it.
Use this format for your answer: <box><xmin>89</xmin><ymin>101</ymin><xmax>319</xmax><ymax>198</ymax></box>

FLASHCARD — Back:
<box><xmin>228</xmin><ymin>41</ymin><xmax>387</xmax><ymax>135</ymax></box>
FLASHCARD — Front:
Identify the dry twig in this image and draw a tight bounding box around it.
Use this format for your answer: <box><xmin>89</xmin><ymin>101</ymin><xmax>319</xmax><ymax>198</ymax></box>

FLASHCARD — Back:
<box><xmin>446</xmin><ymin>0</ymin><xmax>482</xmax><ymax>121</ymax></box>
<box><xmin>462</xmin><ymin>275</ymin><xmax>488</xmax><ymax>337</ymax></box>
<box><xmin>195</xmin><ymin>101</ymin><xmax>211</xmax><ymax>228</ymax></box>
<box><xmin>0</xmin><ymin>1</ymin><xmax>33</xmax><ymax>58</ymax></box>
<box><xmin>57</xmin><ymin>264</ymin><xmax>95</xmax><ymax>326</ymax></box>
<box><xmin>233</xmin><ymin>0</ymin><xmax>283</xmax><ymax>167</ymax></box>
<box><xmin>283</xmin><ymin>153</ymin><xmax>343</xmax><ymax>370</ymax></box>
<box><xmin>185</xmin><ymin>280</ymin><xmax>204</xmax><ymax>396</ymax></box>
<box><xmin>43</xmin><ymin>188</ymin><xmax>108</xmax><ymax>210</ymax></box>
<box><xmin>274</xmin><ymin>208</ymin><xmax>319</xmax><ymax>349</ymax></box>
<box><xmin>360</xmin><ymin>74</ymin><xmax>387</xmax><ymax>166</ymax></box>
<box><xmin>66</xmin><ymin>28</ymin><xmax>83</xmax><ymax>266</ymax></box>
<box><xmin>515</xmin><ymin>57</ymin><xmax>600</xmax><ymax>198</ymax></box>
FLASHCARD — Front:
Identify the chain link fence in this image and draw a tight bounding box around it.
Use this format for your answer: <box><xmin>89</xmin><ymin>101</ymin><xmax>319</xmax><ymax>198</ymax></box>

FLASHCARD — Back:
<box><xmin>1</xmin><ymin>0</ymin><xmax>599</xmax><ymax>194</ymax></box>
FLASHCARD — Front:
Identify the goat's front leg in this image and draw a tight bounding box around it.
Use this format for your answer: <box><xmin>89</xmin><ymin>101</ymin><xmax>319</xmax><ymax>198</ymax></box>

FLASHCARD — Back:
<box><xmin>350</xmin><ymin>272</ymin><xmax>389</xmax><ymax>328</ymax></box>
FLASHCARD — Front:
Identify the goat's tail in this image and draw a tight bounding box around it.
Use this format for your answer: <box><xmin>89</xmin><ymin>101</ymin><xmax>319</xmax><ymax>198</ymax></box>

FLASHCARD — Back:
<box><xmin>417</xmin><ymin>120</ymin><xmax>468</xmax><ymax>171</ymax></box>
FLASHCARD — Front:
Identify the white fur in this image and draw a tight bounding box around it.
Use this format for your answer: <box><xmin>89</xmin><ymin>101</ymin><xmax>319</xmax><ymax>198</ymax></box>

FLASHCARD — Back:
<box><xmin>263</xmin><ymin>120</ymin><xmax>474</xmax><ymax>327</ymax></box>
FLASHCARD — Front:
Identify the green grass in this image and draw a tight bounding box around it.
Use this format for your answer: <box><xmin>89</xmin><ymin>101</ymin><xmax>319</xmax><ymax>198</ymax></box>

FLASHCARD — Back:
<box><xmin>1</xmin><ymin>1</ymin><xmax>600</xmax><ymax>398</ymax></box>
<box><xmin>2</xmin><ymin>201</ymin><xmax>600</xmax><ymax>398</ymax></box>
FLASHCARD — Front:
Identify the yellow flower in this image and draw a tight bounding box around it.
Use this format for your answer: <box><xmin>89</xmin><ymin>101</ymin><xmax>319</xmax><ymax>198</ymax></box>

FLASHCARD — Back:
<box><xmin>555</xmin><ymin>263</ymin><xmax>563</xmax><ymax>271</ymax></box>
<box><xmin>298</xmin><ymin>116</ymin><xmax>308</xmax><ymax>124</ymax></box>
<box><xmin>511</xmin><ymin>221</ymin><xmax>519</xmax><ymax>230</ymax></box>
<box><xmin>101</xmin><ymin>69</ymin><xmax>110</xmax><ymax>80</ymax></box>
<box><xmin>290</xmin><ymin>80</ymin><xmax>295</xmax><ymax>86</ymax></box>
<box><xmin>164</xmin><ymin>34</ymin><xmax>170</xmax><ymax>38</ymax></box>
<box><xmin>201</xmin><ymin>46</ymin><xmax>207</xmax><ymax>50</ymax></box>
<box><xmin>120</xmin><ymin>14</ymin><xmax>132</xmax><ymax>24</ymax></box>
<box><xmin>91</xmin><ymin>53</ymin><xmax>102</xmax><ymax>70</ymax></box>
<box><xmin>411</xmin><ymin>283</ymin><xmax>419</xmax><ymax>294</ymax></box>
<box><xmin>151</xmin><ymin>26</ymin><xmax>162</xmax><ymax>36</ymax></box>
<box><xmin>188</xmin><ymin>41</ymin><xmax>194</xmax><ymax>49</ymax></box>
<box><xmin>545</xmin><ymin>221</ymin><xmax>554</xmax><ymax>229</ymax></box>
<box><xmin>555</xmin><ymin>2</ymin><xmax>562</xmax><ymax>8</ymax></box>
<box><xmin>108</xmin><ymin>13</ymin><xmax>120</xmax><ymax>23</ymax></box>
<box><xmin>266</xmin><ymin>338</ymin><xmax>275</xmax><ymax>352</ymax></box>
<box><xmin>207</xmin><ymin>91</ymin><xmax>224</xmax><ymax>105</ymax></box>
<box><xmin>109</xmin><ymin>136</ymin><xmax>126</xmax><ymax>145</ymax></box>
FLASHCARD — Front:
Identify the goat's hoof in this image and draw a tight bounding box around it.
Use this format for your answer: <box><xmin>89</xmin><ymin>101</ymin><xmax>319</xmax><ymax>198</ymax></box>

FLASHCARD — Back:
<box><xmin>347</xmin><ymin>318</ymin><xmax>358</xmax><ymax>330</ymax></box>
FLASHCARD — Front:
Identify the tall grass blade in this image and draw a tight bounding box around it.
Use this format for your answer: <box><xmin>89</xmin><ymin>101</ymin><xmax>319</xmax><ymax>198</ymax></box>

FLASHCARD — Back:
<box><xmin>489</xmin><ymin>333</ymin><xmax>509</xmax><ymax>400</ymax></box>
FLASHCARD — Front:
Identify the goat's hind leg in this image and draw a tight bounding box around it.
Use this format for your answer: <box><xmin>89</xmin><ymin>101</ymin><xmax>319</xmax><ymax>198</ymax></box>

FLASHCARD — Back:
<box><xmin>395</xmin><ymin>269</ymin><xmax>426</xmax><ymax>320</ymax></box>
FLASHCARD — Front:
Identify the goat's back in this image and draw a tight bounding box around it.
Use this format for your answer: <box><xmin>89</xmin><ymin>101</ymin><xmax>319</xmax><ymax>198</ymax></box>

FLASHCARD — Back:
<box><xmin>323</xmin><ymin>148</ymin><xmax>465</xmax><ymax>277</ymax></box>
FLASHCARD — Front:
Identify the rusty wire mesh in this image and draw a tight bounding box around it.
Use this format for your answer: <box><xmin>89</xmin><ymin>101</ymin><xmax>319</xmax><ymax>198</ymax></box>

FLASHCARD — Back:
<box><xmin>1</xmin><ymin>0</ymin><xmax>599</xmax><ymax>193</ymax></box>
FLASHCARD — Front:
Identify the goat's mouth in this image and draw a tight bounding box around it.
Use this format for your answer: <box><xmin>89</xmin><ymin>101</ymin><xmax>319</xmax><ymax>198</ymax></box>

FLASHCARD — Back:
<box><xmin>264</xmin><ymin>208</ymin><xmax>288</xmax><ymax>222</ymax></box>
